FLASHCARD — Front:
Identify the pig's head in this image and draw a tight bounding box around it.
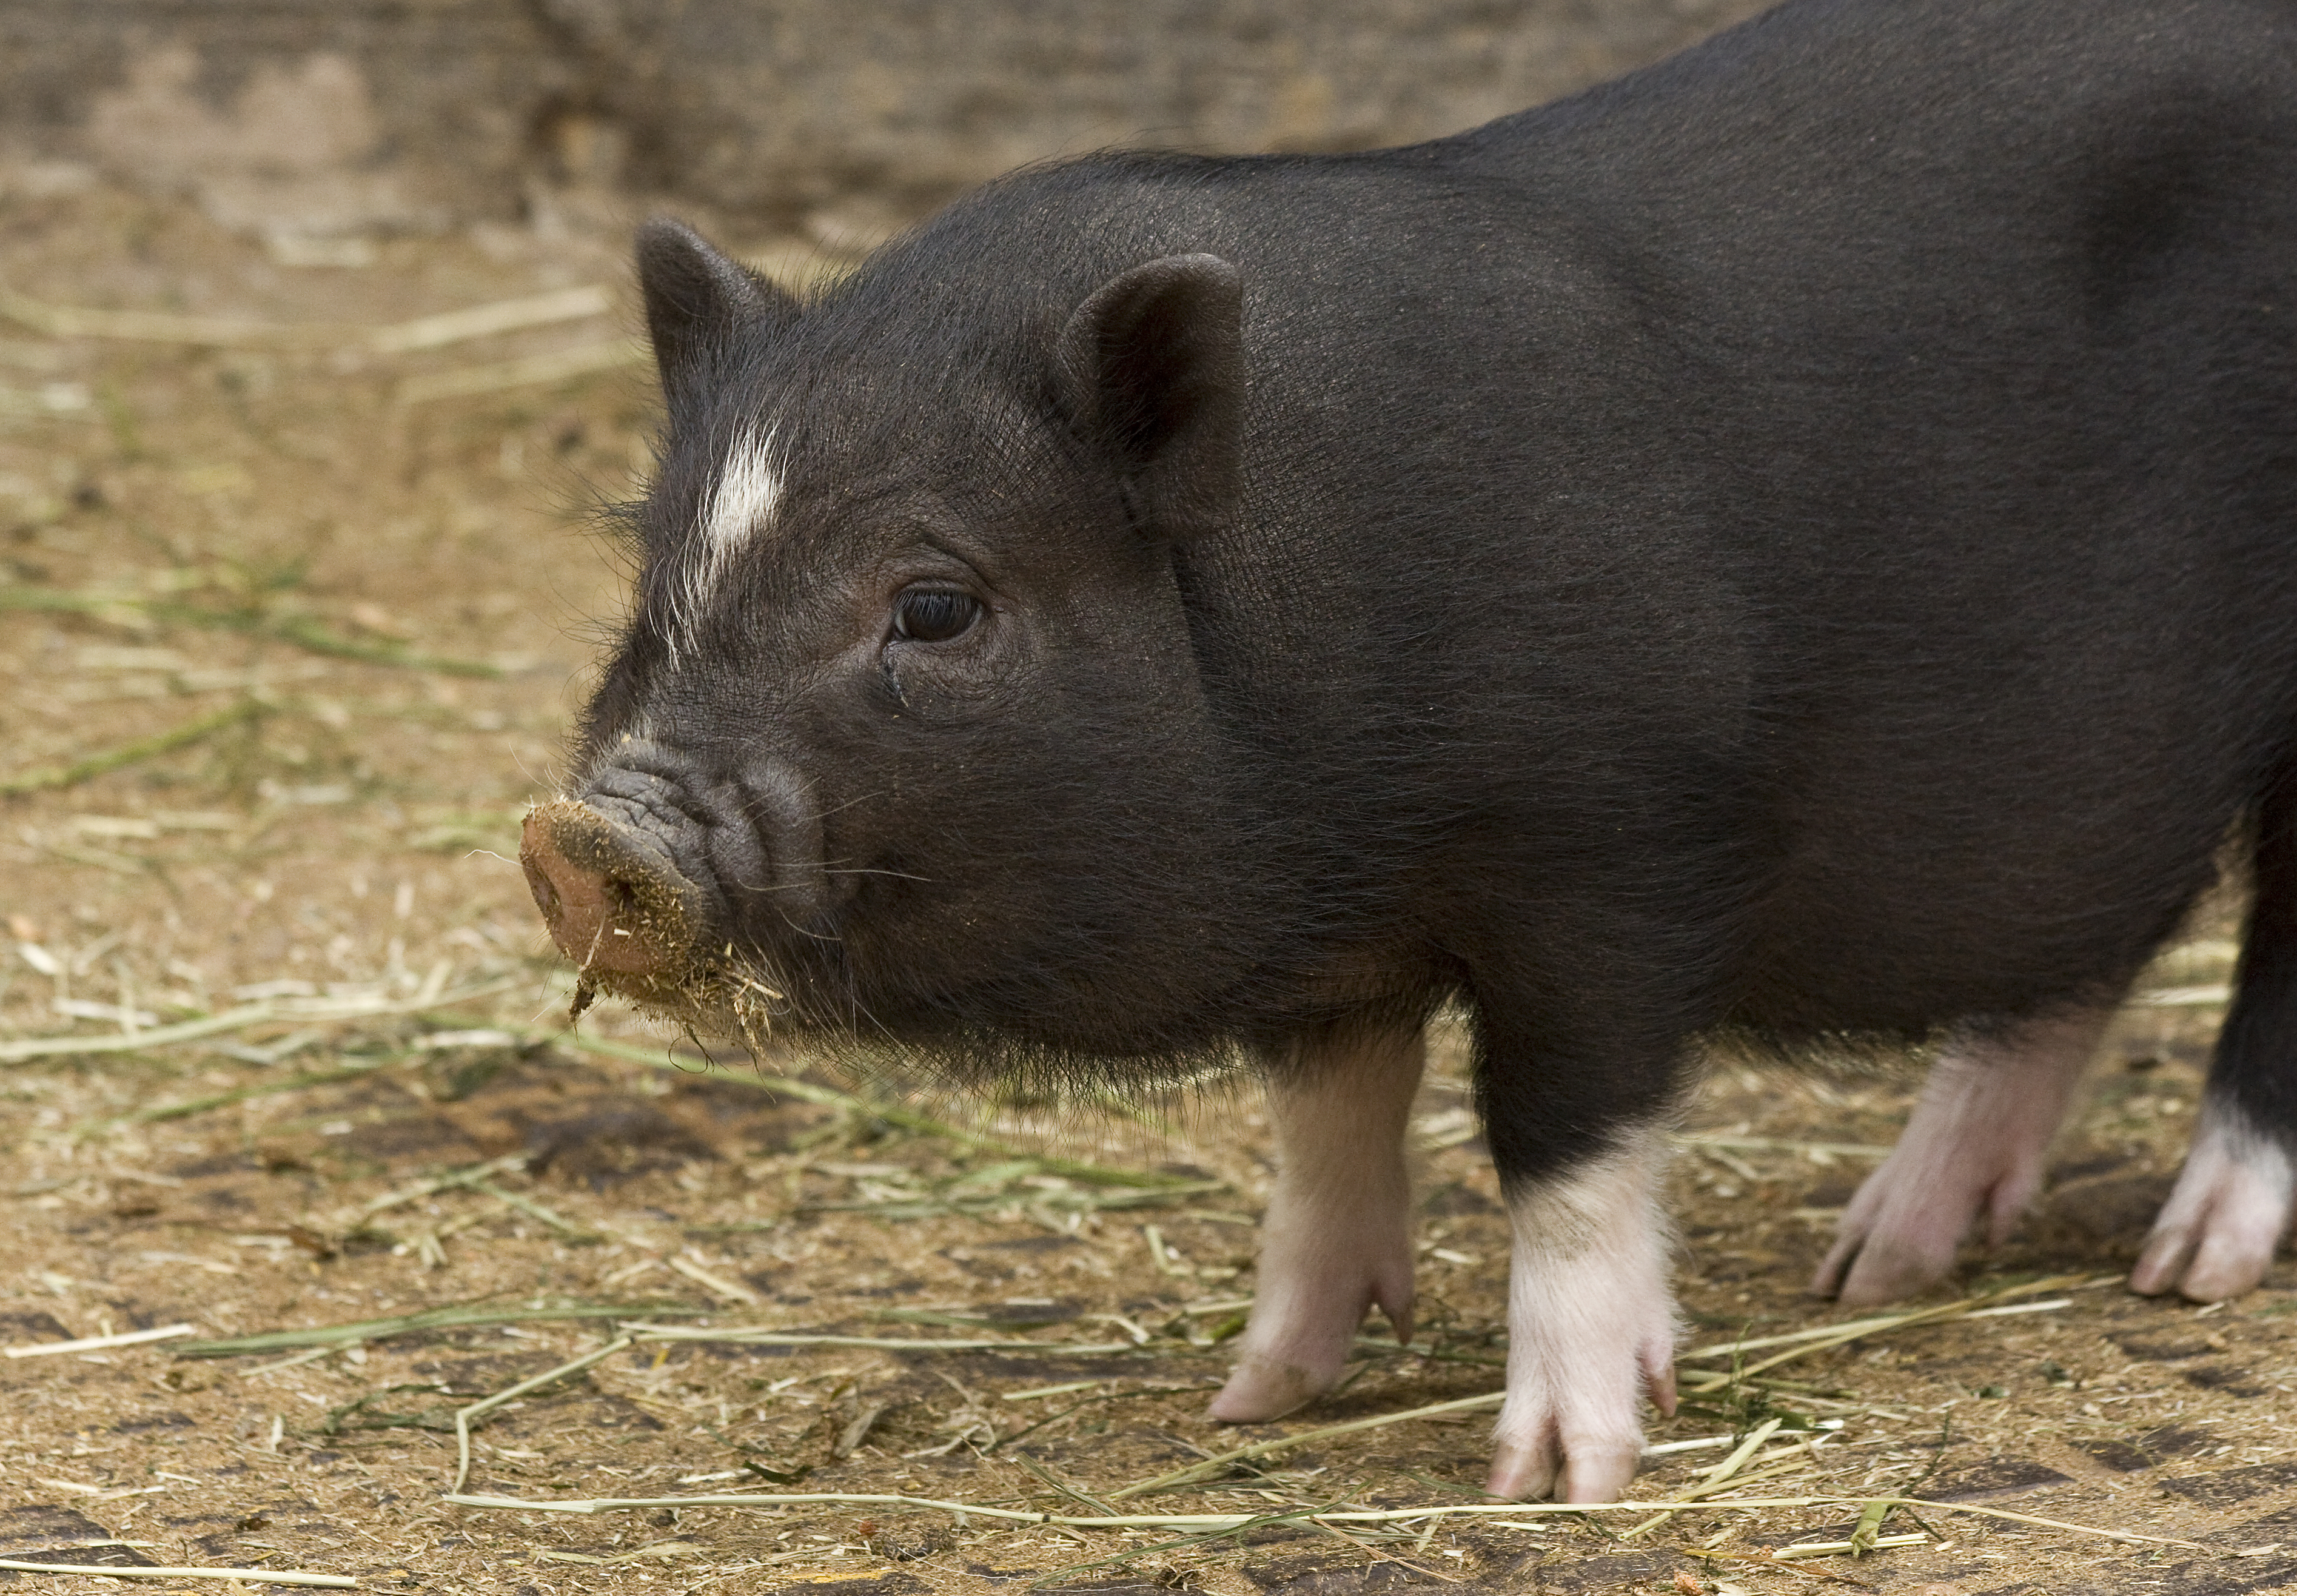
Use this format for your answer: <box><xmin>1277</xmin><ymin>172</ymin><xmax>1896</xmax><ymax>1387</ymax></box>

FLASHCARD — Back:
<box><xmin>523</xmin><ymin>216</ymin><xmax>1269</xmax><ymax>1088</ymax></box>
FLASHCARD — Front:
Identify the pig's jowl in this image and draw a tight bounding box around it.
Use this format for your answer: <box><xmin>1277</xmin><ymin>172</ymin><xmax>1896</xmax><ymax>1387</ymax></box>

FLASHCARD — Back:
<box><xmin>520</xmin><ymin>0</ymin><xmax>2297</xmax><ymax>1501</ymax></box>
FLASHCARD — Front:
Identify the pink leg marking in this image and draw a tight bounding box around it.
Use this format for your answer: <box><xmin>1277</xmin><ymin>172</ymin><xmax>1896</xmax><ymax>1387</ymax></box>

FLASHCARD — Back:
<box><xmin>1486</xmin><ymin>1128</ymin><xmax>1677</xmax><ymax>1504</ymax></box>
<box><xmin>1811</xmin><ymin>1007</ymin><xmax>2108</xmax><ymax>1309</ymax></box>
<box><xmin>1209</xmin><ymin>1026</ymin><xmax>1423</xmax><ymax>1423</ymax></box>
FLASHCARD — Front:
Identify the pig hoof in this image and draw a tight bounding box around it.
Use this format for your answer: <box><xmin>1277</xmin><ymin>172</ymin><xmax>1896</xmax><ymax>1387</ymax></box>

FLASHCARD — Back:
<box><xmin>2130</xmin><ymin>1105</ymin><xmax>2293</xmax><ymax>1303</ymax></box>
<box><xmin>1209</xmin><ymin>1288</ymin><xmax>1407</xmax><ymax>1423</ymax></box>
<box><xmin>1809</xmin><ymin>1013</ymin><xmax>2107</xmax><ymax>1305</ymax></box>
<box><xmin>1217</xmin><ymin>1025</ymin><xmax>1423</xmax><ymax>1426</ymax></box>
<box><xmin>1486</xmin><ymin>1430</ymin><xmax>1643</xmax><ymax>1505</ymax></box>
<box><xmin>1207</xmin><ymin>1354</ymin><xmax>1331</xmax><ymax>1423</ymax></box>
<box><xmin>1812</xmin><ymin>1205</ymin><xmax>1965</xmax><ymax>1308</ymax></box>
<box><xmin>1484</xmin><ymin>1330</ymin><xmax>1673</xmax><ymax>1501</ymax></box>
<box><xmin>1207</xmin><ymin>1272</ymin><xmax>1411</xmax><ymax>1429</ymax></box>
<box><xmin>1812</xmin><ymin>1157</ymin><xmax>2039</xmax><ymax>1307</ymax></box>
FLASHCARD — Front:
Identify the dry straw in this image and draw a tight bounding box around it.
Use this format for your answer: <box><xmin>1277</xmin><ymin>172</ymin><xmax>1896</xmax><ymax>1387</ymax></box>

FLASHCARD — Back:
<box><xmin>443</xmin><ymin>1324</ymin><xmax>1143</xmax><ymax>1494</ymax></box>
<box><xmin>0</xmin><ymin>1560</ymin><xmax>354</xmax><ymax>1588</ymax></box>
<box><xmin>0</xmin><ymin>974</ymin><xmax>521</xmax><ymax>1065</ymax></box>
<box><xmin>2</xmin><ymin>253</ymin><xmax>848</xmax><ymax>406</ymax></box>
<box><xmin>6</xmin><ymin>946</ymin><xmax>2234</xmax><ymax>1580</ymax></box>
<box><xmin>4</xmin><ymin>1324</ymin><xmax>195</xmax><ymax>1359</ymax></box>
<box><xmin>0</xmin><ymin>585</ymin><xmax>504</xmax><ymax>678</ymax></box>
<box><xmin>0</xmin><ymin>280</ymin><xmax>609</xmax><ymax>352</ymax></box>
<box><xmin>0</xmin><ymin>699</ymin><xmax>263</xmax><ymax>797</ymax></box>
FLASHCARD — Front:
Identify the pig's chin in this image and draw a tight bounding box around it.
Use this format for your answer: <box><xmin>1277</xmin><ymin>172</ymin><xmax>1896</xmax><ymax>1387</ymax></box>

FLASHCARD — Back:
<box><xmin>577</xmin><ymin>949</ymin><xmax>1255</xmax><ymax>1102</ymax></box>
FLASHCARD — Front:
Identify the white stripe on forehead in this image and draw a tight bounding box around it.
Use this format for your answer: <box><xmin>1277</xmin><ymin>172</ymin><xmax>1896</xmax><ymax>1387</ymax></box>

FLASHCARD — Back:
<box><xmin>709</xmin><ymin>428</ymin><xmax>781</xmax><ymax>557</ymax></box>
<box><xmin>701</xmin><ymin>426</ymin><xmax>782</xmax><ymax>587</ymax></box>
<box><xmin>672</xmin><ymin>425</ymin><xmax>782</xmax><ymax>659</ymax></box>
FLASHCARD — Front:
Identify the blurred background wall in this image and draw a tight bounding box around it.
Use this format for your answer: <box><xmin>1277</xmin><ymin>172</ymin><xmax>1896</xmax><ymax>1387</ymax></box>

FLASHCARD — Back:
<box><xmin>2</xmin><ymin>0</ymin><xmax>1769</xmax><ymax>246</ymax></box>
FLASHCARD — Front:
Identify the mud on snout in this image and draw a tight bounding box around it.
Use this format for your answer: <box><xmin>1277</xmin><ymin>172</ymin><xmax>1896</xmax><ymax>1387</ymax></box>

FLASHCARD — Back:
<box><xmin>519</xmin><ymin>799</ymin><xmax>782</xmax><ymax>1034</ymax></box>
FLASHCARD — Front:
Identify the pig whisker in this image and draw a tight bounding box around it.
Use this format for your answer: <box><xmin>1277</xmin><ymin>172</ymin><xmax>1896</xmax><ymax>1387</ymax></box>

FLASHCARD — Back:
<box><xmin>508</xmin><ymin>742</ymin><xmax>560</xmax><ymax>794</ymax></box>
<box><xmin>774</xmin><ymin>911</ymin><xmax>845</xmax><ymax>945</ymax></box>
<box><xmin>806</xmin><ymin>788</ymin><xmax>888</xmax><ymax>819</ymax></box>
<box><xmin>717</xmin><ymin>863</ymin><xmax>923</xmax><ymax>894</ymax></box>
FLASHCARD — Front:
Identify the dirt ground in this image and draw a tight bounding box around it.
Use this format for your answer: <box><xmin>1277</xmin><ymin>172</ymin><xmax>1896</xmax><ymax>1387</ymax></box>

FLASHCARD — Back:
<box><xmin>2</xmin><ymin>169</ymin><xmax>2295</xmax><ymax>1596</ymax></box>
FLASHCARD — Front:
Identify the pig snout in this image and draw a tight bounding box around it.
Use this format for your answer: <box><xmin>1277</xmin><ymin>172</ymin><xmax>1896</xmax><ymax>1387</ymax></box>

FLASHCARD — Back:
<box><xmin>521</xmin><ymin>746</ymin><xmax>823</xmax><ymax>991</ymax></box>
<box><xmin>521</xmin><ymin>798</ymin><xmax>712</xmax><ymax>982</ymax></box>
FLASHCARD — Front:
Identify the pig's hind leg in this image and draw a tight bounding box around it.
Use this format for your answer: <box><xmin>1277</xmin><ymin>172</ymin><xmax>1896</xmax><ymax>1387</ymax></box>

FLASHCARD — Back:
<box><xmin>2133</xmin><ymin>785</ymin><xmax>2297</xmax><ymax>1301</ymax></box>
<box><xmin>1209</xmin><ymin>1024</ymin><xmax>1424</xmax><ymax>1423</ymax></box>
<box><xmin>1811</xmin><ymin>1007</ymin><xmax>2108</xmax><ymax>1308</ymax></box>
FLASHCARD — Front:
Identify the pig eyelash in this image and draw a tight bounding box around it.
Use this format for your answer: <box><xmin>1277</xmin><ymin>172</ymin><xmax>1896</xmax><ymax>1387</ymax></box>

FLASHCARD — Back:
<box><xmin>890</xmin><ymin>587</ymin><xmax>984</xmax><ymax>643</ymax></box>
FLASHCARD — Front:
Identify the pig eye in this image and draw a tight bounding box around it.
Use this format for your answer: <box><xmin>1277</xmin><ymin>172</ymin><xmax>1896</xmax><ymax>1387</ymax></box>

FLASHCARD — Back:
<box><xmin>891</xmin><ymin>587</ymin><xmax>982</xmax><ymax>643</ymax></box>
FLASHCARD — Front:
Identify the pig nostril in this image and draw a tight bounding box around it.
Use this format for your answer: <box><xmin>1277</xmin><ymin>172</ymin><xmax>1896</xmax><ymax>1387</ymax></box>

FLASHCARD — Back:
<box><xmin>521</xmin><ymin>860</ymin><xmax>562</xmax><ymax>919</ymax></box>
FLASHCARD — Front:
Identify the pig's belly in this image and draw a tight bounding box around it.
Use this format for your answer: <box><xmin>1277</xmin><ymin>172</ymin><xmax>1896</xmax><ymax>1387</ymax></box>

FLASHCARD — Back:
<box><xmin>1727</xmin><ymin>705</ymin><xmax>2254</xmax><ymax>1034</ymax></box>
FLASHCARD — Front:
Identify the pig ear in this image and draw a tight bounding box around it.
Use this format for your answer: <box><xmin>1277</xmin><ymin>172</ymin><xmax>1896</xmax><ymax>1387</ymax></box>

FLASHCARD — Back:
<box><xmin>1056</xmin><ymin>253</ymin><xmax>1243</xmax><ymax>544</ymax></box>
<box><xmin>635</xmin><ymin>217</ymin><xmax>797</xmax><ymax>408</ymax></box>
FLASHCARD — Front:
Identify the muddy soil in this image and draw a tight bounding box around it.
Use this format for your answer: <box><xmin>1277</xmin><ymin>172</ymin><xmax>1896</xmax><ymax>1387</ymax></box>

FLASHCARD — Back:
<box><xmin>1</xmin><ymin>173</ymin><xmax>2293</xmax><ymax>1596</ymax></box>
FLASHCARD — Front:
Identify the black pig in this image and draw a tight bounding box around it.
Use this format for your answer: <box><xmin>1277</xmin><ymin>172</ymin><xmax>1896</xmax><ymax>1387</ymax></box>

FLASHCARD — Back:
<box><xmin>521</xmin><ymin>0</ymin><xmax>2297</xmax><ymax>1501</ymax></box>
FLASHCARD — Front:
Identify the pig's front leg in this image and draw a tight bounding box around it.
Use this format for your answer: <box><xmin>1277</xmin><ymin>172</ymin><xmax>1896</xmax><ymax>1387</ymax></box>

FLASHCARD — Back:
<box><xmin>1487</xmin><ymin>1126</ymin><xmax>1678</xmax><ymax>1503</ymax></box>
<box><xmin>1209</xmin><ymin>1025</ymin><xmax>1424</xmax><ymax>1423</ymax></box>
<box><xmin>1811</xmin><ymin>1007</ymin><xmax>2108</xmax><ymax>1307</ymax></box>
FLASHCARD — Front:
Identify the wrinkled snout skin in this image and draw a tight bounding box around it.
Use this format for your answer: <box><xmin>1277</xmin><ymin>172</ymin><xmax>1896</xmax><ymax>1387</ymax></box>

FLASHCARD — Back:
<box><xmin>523</xmin><ymin>737</ymin><xmax>832</xmax><ymax>1018</ymax></box>
<box><xmin>530</xmin><ymin>0</ymin><xmax>2297</xmax><ymax>1502</ymax></box>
